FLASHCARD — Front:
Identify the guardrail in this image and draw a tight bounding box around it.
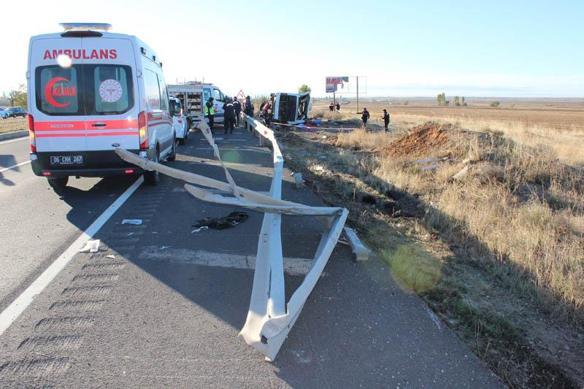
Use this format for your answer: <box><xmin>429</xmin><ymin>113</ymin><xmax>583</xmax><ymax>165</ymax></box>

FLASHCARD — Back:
<box><xmin>116</xmin><ymin>115</ymin><xmax>348</xmax><ymax>361</ymax></box>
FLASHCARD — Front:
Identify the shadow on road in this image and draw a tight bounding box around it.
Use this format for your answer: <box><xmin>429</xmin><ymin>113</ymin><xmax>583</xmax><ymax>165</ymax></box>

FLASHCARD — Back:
<box><xmin>75</xmin><ymin>128</ymin><xmax>503</xmax><ymax>388</ymax></box>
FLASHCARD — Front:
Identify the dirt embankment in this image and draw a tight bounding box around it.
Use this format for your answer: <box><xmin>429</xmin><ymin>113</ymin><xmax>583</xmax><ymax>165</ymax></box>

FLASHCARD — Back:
<box><xmin>382</xmin><ymin>122</ymin><xmax>452</xmax><ymax>157</ymax></box>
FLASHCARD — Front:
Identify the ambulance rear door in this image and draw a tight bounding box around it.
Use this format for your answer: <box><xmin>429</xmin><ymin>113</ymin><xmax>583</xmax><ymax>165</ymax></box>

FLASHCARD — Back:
<box><xmin>79</xmin><ymin>36</ymin><xmax>139</xmax><ymax>151</ymax></box>
<box><xmin>31</xmin><ymin>36</ymin><xmax>88</xmax><ymax>154</ymax></box>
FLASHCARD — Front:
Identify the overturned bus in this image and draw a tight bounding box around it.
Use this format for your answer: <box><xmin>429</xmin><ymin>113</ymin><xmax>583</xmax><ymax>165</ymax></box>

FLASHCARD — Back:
<box><xmin>272</xmin><ymin>92</ymin><xmax>311</xmax><ymax>125</ymax></box>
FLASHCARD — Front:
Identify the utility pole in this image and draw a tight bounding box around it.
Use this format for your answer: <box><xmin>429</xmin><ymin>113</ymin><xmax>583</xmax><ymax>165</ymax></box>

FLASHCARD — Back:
<box><xmin>356</xmin><ymin>76</ymin><xmax>360</xmax><ymax>113</ymax></box>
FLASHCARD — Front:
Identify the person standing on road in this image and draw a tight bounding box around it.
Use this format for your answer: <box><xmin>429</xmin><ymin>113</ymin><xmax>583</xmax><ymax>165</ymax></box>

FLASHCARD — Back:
<box><xmin>223</xmin><ymin>97</ymin><xmax>236</xmax><ymax>134</ymax></box>
<box><xmin>244</xmin><ymin>95</ymin><xmax>254</xmax><ymax>117</ymax></box>
<box><xmin>205</xmin><ymin>97</ymin><xmax>215</xmax><ymax>130</ymax></box>
<box><xmin>360</xmin><ymin>107</ymin><xmax>370</xmax><ymax>129</ymax></box>
<box><xmin>336</xmin><ymin>102</ymin><xmax>341</xmax><ymax>111</ymax></box>
<box><xmin>382</xmin><ymin>109</ymin><xmax>391</xmax><ymax>132</ymax></box>
<box><xmin>262</xmin><ymin>99</ymin><xmax>272</xmax><ymax>126</ymax></box>
<box><xmin>233</xmin><ymin>96</ymin><xmax>242</xmax><ymax>126</ymax></box>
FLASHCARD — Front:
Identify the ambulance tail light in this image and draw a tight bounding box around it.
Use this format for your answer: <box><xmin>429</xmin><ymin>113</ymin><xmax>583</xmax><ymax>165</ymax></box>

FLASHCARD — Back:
<box><xmin>28</xmin><ymin>114</ymin><xmax>36</xmax><ymax>153</ymax></box>
<box><xmin>138</xmin><ymin>111</ymin><xmax>149</xmax><ymax>150</ymax></box>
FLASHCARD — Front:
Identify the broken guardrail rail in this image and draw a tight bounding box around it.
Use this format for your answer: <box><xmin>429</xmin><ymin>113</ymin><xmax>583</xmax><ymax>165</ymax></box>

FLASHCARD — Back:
<box><xmin>115</xmin><ymin>115</ymin><xmax>348</xmax><ymax>361</ymax></box>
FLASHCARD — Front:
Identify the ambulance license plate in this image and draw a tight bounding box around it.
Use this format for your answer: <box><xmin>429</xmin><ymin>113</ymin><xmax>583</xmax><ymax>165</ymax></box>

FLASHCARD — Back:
<box><xmin>50</xmin><ymin>155</ymin><xmax>84</xmax><ymax>166</ymax></box>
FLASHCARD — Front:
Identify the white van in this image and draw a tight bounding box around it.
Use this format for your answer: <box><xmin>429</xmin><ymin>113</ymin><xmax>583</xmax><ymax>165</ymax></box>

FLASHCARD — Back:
<box><xmin>168</xmin><ymin>82</ymin><xmax>228</xmax><ymax>128</ymax></box>
<box><xmin>27</xmin><ymin>23</ymin><xmax>176</xmax><ymax>190</ymax></box>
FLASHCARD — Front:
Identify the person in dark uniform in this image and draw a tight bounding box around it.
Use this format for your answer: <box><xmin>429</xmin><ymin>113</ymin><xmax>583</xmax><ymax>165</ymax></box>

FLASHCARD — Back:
<box><xmin>233</xmin><ymin>96</ymin><xmax>242</xmax><ymax>126</ymax></box>
<box><xmin>329</xmin><ymin>102</ymin><xmax>334</xmax><ymax>112</ymax></box>
<box><xmin>244</xmin><ymin>95</ymin><xmax>254</xmax><ymax>117</ymax></box>
<box><xmin>205</xmin><ymin>97</ymin><xmax>215</xmax><ymax>130</ymax></box>
<box><xmin>223</xmin><ymin>97</ymin><xmax>236</xmax><ymax>134</ymax></box>
<box><xmin>382</xmin><ymin>109</ymin><xmax>391</xmax><ymax>132</ymax></box>
<box><xmin>360</xmin><ymin>107</ymin><xmax>370</xmax><ymax>128</ymax></box>
<box><xmin>336</xmin><ymin>102</ymin><xmax>340</xmax><ymax>111</ymax></box>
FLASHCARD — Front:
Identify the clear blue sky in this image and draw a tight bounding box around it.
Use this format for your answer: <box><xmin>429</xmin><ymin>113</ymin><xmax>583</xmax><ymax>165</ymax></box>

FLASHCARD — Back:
<box><xmin>1</xmin><ymin>0</ymin><xmax>583</xmax><ymax>97</ymax></box>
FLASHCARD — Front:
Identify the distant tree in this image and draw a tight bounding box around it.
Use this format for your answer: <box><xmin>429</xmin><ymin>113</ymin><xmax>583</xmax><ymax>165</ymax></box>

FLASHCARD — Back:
<box><xmin>298</xmin><ymin>84</ymin><xmax>311</xmax><ymax>93</ymax></box>
<box><xmin>8</xmin><ymin>84</ymin><xmax>27</xmax><ymax>108</ymax></box>
<box><xmin>461</xmin><ymin>96</ymin><xmax>467</xmax><ymax>106</ymax></box>
<box><xmin>454</xmin><ymin>96</ymin><xmax>460</xmax><ymax>106</ymax></box>
<box><xmin>436</xmin><ymin>92</ymin><xmax>447</xmax><ymax>106</ymax></box>
<box><xmin>403</xmin><ymin>100</ymin><xmax>409</xmax><ymax>106</ymax></box>
<box><xmin>490</xmin><ymin>101</ymin><xmax>501</xmax><ymax>108</ymax></box>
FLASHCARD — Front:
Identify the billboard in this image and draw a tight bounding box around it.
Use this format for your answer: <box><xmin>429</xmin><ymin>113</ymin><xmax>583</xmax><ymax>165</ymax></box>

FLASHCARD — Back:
<box><xmin>326</xmin><ymin>76</ymin><xmax>349</xmax><ymax>93</ymax></box>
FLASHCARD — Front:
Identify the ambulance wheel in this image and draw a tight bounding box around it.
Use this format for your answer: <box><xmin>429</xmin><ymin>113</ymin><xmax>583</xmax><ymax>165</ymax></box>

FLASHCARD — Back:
<box><xmin>168</xmin><ymin>136</ymin><xmax>177</xmax><ymax>161</ymax></box>
<box><xmin>144</xmin><ymin>149</ymin><xmax>160</xmax><ymax>186</ymax></box>
<box><xmin>48</xmin><ymin>177</ymin><xmax>68</xmax><ymax>193</ymax></box>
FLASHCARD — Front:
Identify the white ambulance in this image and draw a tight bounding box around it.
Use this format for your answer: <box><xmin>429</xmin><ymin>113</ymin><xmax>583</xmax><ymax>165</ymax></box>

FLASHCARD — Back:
<box><xmin>27</xmin><ymin>23</ymin><xmax>176</xmax><ymax>190</ymax></box>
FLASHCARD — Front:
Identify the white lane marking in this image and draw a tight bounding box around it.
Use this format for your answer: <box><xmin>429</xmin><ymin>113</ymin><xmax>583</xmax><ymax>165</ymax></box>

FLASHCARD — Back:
<box><xmin>0</xmin><ymin>136</ymin><xmax>28</xmax><ymax>145</ymax></box>
<box><xmin>0</xmin><ymin>176</ymin><xmax>144</xmax><ymax>337</ymax></box>
<box><xmin>0</xmin><ymin>160</ymin><xmax>31</xmax><ymax>173</ymax></box>
<box><xmin>139</xmin><ymin>247</ymin><xmax>318</xmax><ymax>276</ymax></box>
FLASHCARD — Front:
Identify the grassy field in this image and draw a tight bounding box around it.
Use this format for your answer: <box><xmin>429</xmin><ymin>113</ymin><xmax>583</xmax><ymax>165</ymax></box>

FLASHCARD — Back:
<box><xmin>0</xmin><ymin>118</ymin><xmax>27</xmax><ymax>134</ymax></box>
<box><xmin>313</xmin><ymin>100</ymin><xmax>584</xmax><ymax>166</ymax></box>
<box><xmin>280</xmin><ymin>99</ymin><xmax>584</xmax><ymax>387</ymax></box>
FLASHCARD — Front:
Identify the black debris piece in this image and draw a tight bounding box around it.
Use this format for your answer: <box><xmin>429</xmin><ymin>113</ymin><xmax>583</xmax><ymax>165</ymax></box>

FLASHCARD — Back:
<box><xmin>193</xmin><ymin>211</ymin><xmax>249</xmax><ymax>230</ymax></box>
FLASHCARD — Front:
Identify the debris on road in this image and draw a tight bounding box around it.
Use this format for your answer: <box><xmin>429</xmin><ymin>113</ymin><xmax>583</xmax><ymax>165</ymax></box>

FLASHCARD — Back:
<box><xmin>343</xmin><ymin>227</ymin><xmax>371</xmax><ymax>261</ymax></box>
<box><xmin>106</xmin><ymin>254</ymin><xmax>116</xmax><ymax>259</ymax></box>
<box><xmin>121</xmin><ymin>219</ymin><xmax>143</xmax><ymax>225</ymax></box>
<box><xmin>79</xmin><ymin>239</ymin><xmax>100</xmax><ymax>253</ymax></box>
<box><xmin>193</xmin><ymin>211</ymin><xmax>249</xmax><ymax>230</ymax></box>
<box><xmin>293</xmin><ymin>172</ymin><xmax>304</xmax><ymax>189</ymax></box>
<box><xmin>191</xmin><ymin>226</ymin><xmax>209</xmax><ymax>233</ymax></box>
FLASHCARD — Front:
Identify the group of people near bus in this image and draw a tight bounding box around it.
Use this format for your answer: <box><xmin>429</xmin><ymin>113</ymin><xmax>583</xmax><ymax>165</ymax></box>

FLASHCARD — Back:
<box><xmin>204</xmin><ymin>95</ymin><xmax>391</xmax><ymax>133</ymax></box>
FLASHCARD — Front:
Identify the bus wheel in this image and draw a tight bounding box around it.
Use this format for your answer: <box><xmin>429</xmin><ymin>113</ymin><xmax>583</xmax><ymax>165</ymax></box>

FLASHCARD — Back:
<box><xmin>48</xmin><ymin>177</ymin><xmax>68</xmax><ymax>193</ymax></box>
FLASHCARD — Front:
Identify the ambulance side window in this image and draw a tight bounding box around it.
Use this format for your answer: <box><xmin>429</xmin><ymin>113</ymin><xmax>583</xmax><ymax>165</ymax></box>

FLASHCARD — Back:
<box><xmin>158</xmin><ymin>75</ymin><xmax>169</xmax><ymax>111</ymax></box>
<box><xmin>93</xmin><ymin>65</ymin><xmax>133</xmax><ymax>115</ymax></box>
<box><xmin>36</xmin><ymin>66</ymin><xmax>80</xmax><ymax>115</ymax></box>
<box><xmin>144</xmin><ymin>69</ymin><xmax>161</xmax><ymax>110</ymax></box>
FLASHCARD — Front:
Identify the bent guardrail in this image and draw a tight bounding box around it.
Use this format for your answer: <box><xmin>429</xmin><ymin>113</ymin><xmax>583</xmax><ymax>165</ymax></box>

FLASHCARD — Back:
<box><xmin>115</xmin><ymin>115</ymin><xmax>348</xmax><ymax>360</ymax></box>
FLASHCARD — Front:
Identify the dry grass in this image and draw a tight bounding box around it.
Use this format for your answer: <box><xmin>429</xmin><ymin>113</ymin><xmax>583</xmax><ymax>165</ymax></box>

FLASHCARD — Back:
<box><xmin>0</xmin><ymin>118</ymin><xmax>27</xmax><ymax>134</ymax></box>
<box><xmin>337</xmin><ymin>122</ymin><xmax>584</xmax><ymax>321</ymax></box>
<box><xmin>313</xmin><ymin>101</ymin><xmax>584</xmax><ymax>166</ymax></box>
<box><xmin>281</xmin><ymin>113</ymin><xmax>584</xmax><ymax>386</ymax></box>
<box><xmin>394</xmin><ymin>114</ymin><xmax>584</xmax><ymax>166</ymax></box>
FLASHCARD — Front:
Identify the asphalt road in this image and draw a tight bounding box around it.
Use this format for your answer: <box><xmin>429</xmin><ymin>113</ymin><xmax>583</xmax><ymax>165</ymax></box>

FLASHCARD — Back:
<box><xmin>0</xmin><ymin>137</ymin><xmax>132</xmax><ymax>312</ymax></box>
<box><xmin>0</xmin><ymin>130</ymin><xmax>502</xmax><ymax>387</ymax></box>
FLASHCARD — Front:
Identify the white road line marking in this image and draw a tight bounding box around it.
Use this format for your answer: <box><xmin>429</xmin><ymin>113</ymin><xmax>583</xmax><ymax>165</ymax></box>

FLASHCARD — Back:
<box><xmin>0</xmin><ymin>176</ymin><xmax>143</xmax><ymax>337</ymax></box>
<box><xmin>0</xmin><ymin>160</ymin><xmax>31</xmax><ymax>173</ymax></box>
<box><xmin>0</xmin><ymin>136</ymin><xmax>28</xmax><ymax>145</ymax></box>
<box><xmin>139</xmin><ymin>247</ymin><xmax>318</xmax><ymax>276</ymax></box>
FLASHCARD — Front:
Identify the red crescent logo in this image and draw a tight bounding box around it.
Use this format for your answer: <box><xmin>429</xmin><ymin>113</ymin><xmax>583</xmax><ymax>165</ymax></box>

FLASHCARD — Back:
<box><xmin>44</xmin><ymin>77</ymin><xmax>71</xmax><ymax>108</ymax></box>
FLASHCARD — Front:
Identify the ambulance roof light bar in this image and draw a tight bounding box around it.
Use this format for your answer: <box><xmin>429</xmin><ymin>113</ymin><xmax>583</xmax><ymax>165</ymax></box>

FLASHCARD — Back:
<box><xmin>59</xmin><ymin>23</ymin><xmax>112</xmax><ymax>32</ymax></box>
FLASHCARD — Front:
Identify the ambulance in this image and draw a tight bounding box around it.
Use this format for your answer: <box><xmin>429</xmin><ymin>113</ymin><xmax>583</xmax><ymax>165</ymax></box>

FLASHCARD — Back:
<box><xmin>27</xmin><ymin>23</ymin><xmax>176</xmax><ymax>190</ymax></box>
